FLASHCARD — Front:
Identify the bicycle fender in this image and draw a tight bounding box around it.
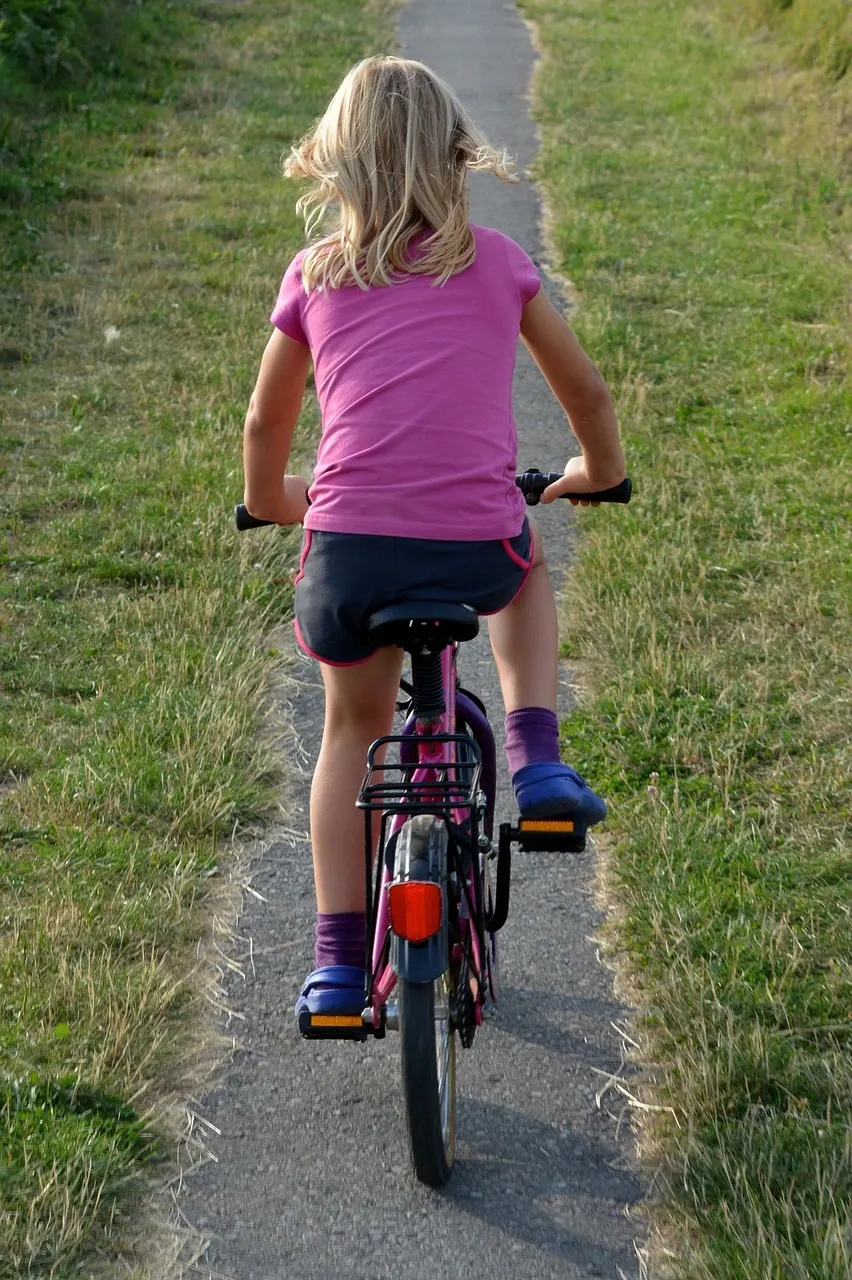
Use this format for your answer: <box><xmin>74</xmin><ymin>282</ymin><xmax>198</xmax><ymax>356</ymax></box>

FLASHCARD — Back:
<box><xmin>390</xmin><ymin>816</ymin><xmax>449</xmax><ymax>984</ymax></box>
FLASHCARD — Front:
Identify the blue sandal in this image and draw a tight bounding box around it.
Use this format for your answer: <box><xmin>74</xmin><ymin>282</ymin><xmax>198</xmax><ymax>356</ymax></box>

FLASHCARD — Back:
<box><xmin>294</xmin><ymin>965</ymin><xmax>366</xmax><ymax>1018</ymax></box>
<box><xmin>512</xmin><ymin>762</ymin><xmax>607</xmax><ymax>825</ymax></box>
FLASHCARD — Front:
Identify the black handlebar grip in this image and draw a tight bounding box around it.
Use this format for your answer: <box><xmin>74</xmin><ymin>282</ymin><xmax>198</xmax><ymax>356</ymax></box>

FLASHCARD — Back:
<box><xmin>234</xmin><ymin>503</ymin><xmax>276</xmax><ymax>531</ymax></box>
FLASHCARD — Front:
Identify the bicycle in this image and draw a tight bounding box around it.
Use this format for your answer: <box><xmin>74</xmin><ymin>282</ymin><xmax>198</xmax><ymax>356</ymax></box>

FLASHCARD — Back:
<box><xmin>235</xmin><ymin>467</ymin><xmax>632</xmax><ymax>1185</ymax></box>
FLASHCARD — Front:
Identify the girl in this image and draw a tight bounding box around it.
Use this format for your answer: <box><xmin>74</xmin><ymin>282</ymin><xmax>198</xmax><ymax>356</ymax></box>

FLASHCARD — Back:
<box><xmin>241</xmin><ymin>57</ymin><xmax>626</xmax><ymax>1020</ymax></box>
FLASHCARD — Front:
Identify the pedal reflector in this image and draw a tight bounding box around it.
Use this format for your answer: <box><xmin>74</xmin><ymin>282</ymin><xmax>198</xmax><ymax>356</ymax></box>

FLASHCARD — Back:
<box><xmin>309</xmin><ymin>1014</ymin><xmax>364</xmax><ymax>1028</ymax></box>
<box><xmin>506</xmin><ymin>816</ymin><xmax>587</xmax><ymax>854</ymax></box>
<box><xmin>519</xmin><ymin>819</ymin><xmax>575</xmax><ymax>833</ymax></box>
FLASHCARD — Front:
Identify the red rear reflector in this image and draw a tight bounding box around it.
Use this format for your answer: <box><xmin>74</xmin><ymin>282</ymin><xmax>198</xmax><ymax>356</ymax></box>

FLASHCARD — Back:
<box><xmin>389</xmin><ymin>881</ymin><xmax>442</xmax><ymax>942</ymax></box>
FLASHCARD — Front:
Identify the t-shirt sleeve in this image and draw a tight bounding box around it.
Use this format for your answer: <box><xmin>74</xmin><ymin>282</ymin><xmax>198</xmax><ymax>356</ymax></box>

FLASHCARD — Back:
<box><xmin>270</xmin><ymin>254</ymin><xmax>308</xmax><ymax>344</ymax></box>
<box><xmin>503</xmin><ymin>235</ymin><xmax>542</xmax><ymax>307</ymax></box>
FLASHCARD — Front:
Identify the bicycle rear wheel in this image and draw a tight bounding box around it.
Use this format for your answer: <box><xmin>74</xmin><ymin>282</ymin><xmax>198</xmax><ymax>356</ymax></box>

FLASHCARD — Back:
<box><xmin>399</xmin><ymin>970</ymin><xmax>456</xmax><ymax>1185</ymax></box>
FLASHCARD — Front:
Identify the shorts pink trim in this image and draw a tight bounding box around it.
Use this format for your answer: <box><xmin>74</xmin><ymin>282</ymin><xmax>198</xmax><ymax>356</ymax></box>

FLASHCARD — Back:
<box><xmin>293</xmin><ymin>618</ymin><xmax>377</xmax><ymax>668</ymax></box>
<box><xmin>293</xmin><ymin>529</ymin><xmax>312</xmax><ymax>585</ymax></box>
<box><xmin>480</xmin><ymin>526</ymin><xmax>536</xmax><ymax>615</ymax></box>
<box><xmin>501</xmin><ymin>535</ymin><xmax>531</xmax><ymax>571</ymax></box>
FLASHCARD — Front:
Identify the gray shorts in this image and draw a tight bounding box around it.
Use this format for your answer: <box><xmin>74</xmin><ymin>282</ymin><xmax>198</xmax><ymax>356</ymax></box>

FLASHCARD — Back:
<box><xmin>293</xmin><ymin>521</ymin><xmax>533</xmax><ymax>665</ymax></box>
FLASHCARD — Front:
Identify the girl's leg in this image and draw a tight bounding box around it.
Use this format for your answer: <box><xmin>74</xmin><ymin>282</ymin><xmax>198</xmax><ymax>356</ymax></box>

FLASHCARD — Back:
<box><xmin>487</xmin><ymin>528</ymin><xmax>606</xmax><ymax>822</ymax></box>
<box><xmin>310</xmin><ymin>646</ymin><xmax>404</xmax><ymax>917</ymax></box>
<box><xmin>487</xmin><ymin>526</ymin><xmax>558</xmax><ymax>713</ymax></box>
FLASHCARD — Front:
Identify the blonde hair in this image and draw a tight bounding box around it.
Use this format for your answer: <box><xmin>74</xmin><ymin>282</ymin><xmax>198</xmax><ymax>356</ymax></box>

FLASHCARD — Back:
<box><xmin>284</xmin><ymin>56</ymin><xmax>517</xmax><ymax>290</ymax></box>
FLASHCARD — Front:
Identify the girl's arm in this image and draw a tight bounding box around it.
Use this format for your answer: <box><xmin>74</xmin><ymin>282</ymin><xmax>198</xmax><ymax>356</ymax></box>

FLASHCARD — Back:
<box><xmin>520</xmin><ymin>290</ymin><xmax>626</xmax><ymax>503</ymax></box>
<box><xmin>242</xmin><ymin>329</ymin><xmax>312</xmax><ymax>524</ymax></box>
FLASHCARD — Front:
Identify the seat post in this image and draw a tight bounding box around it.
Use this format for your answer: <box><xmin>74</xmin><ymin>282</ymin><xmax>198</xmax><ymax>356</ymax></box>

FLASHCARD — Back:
<box><xmin>410</xmin><ymin>650</ymin><xmax>445</xmax><ymax>720</ymax></box>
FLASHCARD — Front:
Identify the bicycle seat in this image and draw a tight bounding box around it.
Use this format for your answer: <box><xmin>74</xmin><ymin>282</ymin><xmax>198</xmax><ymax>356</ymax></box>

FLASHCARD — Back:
<box><xmin>367</xmin><ymin>601</ymin><xmax>479</xmax><ymax>652</ymax></box>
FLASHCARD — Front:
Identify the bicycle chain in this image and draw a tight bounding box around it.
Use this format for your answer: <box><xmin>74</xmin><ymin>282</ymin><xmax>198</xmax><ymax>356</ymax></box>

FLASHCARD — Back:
<box><xmin>456</xmin><ymin>953</ymin><xmax>476</xmax><ymax>1049</ymax></box>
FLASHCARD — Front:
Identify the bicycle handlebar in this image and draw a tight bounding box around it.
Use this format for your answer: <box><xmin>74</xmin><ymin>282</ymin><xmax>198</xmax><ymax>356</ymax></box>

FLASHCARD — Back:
<box><xmin>234</xmin><ymin>467</ymin><xmax>632</xmax><ymax>530</ymax></box>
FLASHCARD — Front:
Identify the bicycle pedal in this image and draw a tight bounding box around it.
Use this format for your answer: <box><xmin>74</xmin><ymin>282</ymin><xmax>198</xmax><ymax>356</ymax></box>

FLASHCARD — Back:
<box><xmin>502</xmin><ymin>816</ymin><xmax>587</xmax><ymax>853</ymax></box>
<box><xmin>297</xmin><ymin>1010</ymin><xmax>371</xmax><ymax>1042</ymax></box>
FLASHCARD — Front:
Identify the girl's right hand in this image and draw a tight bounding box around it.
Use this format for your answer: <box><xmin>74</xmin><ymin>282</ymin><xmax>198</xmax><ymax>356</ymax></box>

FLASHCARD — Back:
<box><xmin>243</xmin><ymin>475</ymin><xmax>310</xmax><ymax>526</ymax></box>
<box><xmin>280</xmin><ymin>475</ymin><xmax>311</xmax><ymax>524</ymax></box>
<box><xmin>541</xmin><ymin>456</ymin><xmax>624</xmax><ymax>506</ymax></box>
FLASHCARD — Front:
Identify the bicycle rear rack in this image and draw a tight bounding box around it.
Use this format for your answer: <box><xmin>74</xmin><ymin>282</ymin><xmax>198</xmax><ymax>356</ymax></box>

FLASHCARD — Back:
<box><xmin>357</xmin><ymin>733</ymin><xmax>482</xmax><ymax>818</ymax></box>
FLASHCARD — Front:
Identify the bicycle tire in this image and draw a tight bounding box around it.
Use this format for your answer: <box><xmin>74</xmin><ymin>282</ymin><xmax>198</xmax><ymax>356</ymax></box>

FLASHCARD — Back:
<box><xmin>399</xmin><ymin>972</ymin><xmax>456</xmax><ymax>1186</ymax></box>
<box><xmin>395</xmin><ymin>815</ymin><xmax>456</xmax><ymax>1186</ymax></box>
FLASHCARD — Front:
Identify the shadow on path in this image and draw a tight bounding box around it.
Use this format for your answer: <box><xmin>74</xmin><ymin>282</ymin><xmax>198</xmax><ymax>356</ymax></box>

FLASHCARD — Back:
<box><xmin>447</xmin><ymin>1098</ymin><xmax>639</xmax><ymax>1276</ymax></box>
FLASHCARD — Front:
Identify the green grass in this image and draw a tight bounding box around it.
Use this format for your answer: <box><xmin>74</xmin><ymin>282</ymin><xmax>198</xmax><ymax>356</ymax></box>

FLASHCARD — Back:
<box><xmin>0</xmin><ymin>0</ymin><xmax>387</xmax><ymax>1273</ymax></box>
<box><xmin>0</xmin><ymin>0</ymin><xmax>198</xmax><ymax>273</ymax></box>
<box><xmin>519</xmin><ymin>0</ymin><xmax>851</xmax><ymax>1275</ymax></box>
<box><xmin>0</xmin><ymin>1</ymin><xmax>161</xmax><ymax>85</ymax></box>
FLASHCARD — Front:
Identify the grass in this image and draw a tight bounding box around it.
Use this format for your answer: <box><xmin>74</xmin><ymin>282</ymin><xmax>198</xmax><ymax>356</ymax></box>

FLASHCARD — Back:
<box><xmin>724</xmin><ymin>0</ymin><xmax>852</xmax><ymax>81</ymax></box>
<box><xmin>519</xmin><ymin>0</ymin><xmax>851</xmax><ymax>1275</ymax></box>
<box><xmin>0</xmin><ymin>0</ymin><xmax>198</xmax><ymax>274</ymax></box>
<box><xmin>0</xmin><ymin>0</ymin><xmax>387</xmax><ymax>1273</ymax></box>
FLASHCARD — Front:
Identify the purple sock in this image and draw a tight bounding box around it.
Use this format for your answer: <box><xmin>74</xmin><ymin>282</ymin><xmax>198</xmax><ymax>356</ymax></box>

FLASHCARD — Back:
<box><xmin>315</xmin><ymin>911</ymin><xmax>366</xmax><ymax>970</ymax></box>
<box><xmin>505</xmin><ymin>706</ymin><xmax>561</xmax><ymax>775</ymax></box>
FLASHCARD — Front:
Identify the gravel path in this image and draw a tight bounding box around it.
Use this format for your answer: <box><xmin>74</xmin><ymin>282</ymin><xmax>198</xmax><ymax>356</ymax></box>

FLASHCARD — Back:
<box><xmin>182</xmin><ymin>3</ymin><xmax>642</xmax><ymax>1275</ymax></box>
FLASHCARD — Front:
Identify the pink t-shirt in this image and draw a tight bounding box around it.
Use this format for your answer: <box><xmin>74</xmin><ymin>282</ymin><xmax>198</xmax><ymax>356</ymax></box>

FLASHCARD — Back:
<box><xmin>270</xmin><ymin>223</ymin><xmax>540</xmax><ymax>540</ymax></box>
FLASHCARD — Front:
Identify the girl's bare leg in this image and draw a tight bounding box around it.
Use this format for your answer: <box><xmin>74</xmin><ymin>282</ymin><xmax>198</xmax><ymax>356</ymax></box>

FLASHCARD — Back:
<box><xmin>310</xmin><ymin>646</ymin><xmax>404</xmax><ymax>914</ymax></box>
<box><xmin>487</xmin><ymin>527</ymin><xmax>558</xmax><ymax>714</ymax></box>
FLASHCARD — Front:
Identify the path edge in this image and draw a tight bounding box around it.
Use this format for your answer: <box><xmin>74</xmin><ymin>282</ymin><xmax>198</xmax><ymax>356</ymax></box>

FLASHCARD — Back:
<box><xmin>133</xmin><ymin>637</ymin><xmax>313</xmax><ymax>1279</ymax></box>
